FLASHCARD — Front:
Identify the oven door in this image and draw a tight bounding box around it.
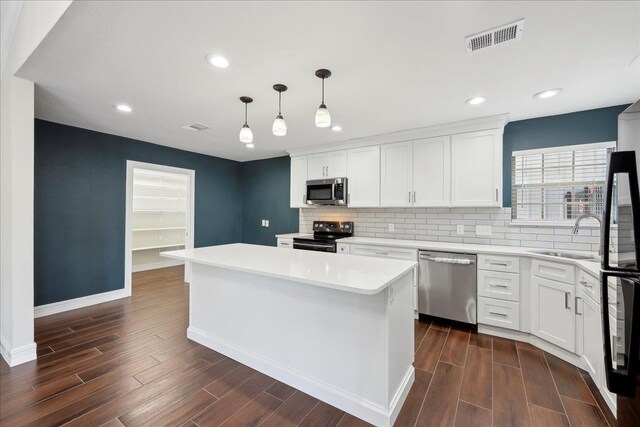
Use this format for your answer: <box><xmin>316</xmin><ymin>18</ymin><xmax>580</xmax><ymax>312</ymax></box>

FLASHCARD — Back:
<box><xmin>293</xmin><ymin>240</ymin><xmax>336</xmax><ymax>252</ymax></box>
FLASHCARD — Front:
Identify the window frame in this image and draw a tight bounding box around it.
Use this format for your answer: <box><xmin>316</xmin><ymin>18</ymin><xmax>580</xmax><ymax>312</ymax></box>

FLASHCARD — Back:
<box><xmin>510</xmin><ymin>141</ymin><xmax>616</xmax><ymax>227</ymax></box>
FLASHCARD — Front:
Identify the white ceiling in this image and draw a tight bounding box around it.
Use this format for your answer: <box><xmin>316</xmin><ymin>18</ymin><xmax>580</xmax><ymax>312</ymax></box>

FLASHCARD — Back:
<box><xmin>17</xmin><ymin>1</ymin><xmax>640</xmax><ymax>162</ymax></box>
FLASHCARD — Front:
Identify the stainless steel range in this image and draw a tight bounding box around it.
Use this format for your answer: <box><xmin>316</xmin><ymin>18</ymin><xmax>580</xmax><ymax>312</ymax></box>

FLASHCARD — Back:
<box><xmin>293</xmin><ymin>221</ymin><xmax>354</xmax><ymax>253</ymax></box>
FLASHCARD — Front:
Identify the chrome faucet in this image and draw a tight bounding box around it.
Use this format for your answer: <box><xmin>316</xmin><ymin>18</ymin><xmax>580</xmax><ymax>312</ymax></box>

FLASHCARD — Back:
<box><xmin>571</xmin><ymin>213</ymin><xmax>602</xmax><ymax>234</ymax></box>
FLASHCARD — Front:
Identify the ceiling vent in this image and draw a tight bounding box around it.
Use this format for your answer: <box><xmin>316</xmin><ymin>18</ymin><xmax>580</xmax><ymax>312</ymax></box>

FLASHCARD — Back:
<box><xmin>465</xmin><ymin>19</ymin><xmax>524</xmax><ymax>53</ymax></box>
<box><xmin>182</xmin><ymin>123</ymin><xmax>210</xmax><ymax>131</ymax></box>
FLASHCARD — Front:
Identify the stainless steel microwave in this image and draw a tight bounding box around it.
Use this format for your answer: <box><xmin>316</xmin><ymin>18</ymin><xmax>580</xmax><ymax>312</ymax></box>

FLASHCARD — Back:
<box><xmin>306</xmin><ymin>178</ymin><xmax>348</xmax><ymax>206</ymax></box>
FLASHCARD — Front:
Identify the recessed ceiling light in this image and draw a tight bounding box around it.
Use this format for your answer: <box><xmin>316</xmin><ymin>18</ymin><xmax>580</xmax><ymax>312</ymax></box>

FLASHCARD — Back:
<box><xmin>331</xmin><ymin>125</ymin><xmax>342</xmax><ymax>132</ymax></box>
<box><xmin>466</xmin><ymin>96</ymin><xmax>486</xmax><ymax>105</ymax></box>
<box><xmin>206</xmin><ymin>54</ymin><xmax>229</xmax><ymax>68</ymax></box>
<box><xmin>115</xmin><ymin>104</ymin><xmax>132</xmax><ymax>113</ymax></box>
<box><xmin>533</xmin><ymin>88</ymin><xmax>563</xmax><ymax>99</ymax></box>
<box><xmin>245</xmin><ymin>143</ymin><xmax>255</xmax><ymax>149</ymax></box>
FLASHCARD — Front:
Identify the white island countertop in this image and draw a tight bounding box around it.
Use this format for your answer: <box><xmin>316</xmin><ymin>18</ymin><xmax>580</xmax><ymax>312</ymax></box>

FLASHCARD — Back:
<box><xmin>162</xmin><ymin>243</ymin><xmax>416</xmax><ymax>295</ymax></box>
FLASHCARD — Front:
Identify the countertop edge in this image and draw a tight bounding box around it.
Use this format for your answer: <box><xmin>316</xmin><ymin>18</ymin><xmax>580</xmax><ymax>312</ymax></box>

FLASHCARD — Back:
<box><xmin>161</xmin><ymin>250</ymin><xmax>417</xmax><ymax>295</ymax></box>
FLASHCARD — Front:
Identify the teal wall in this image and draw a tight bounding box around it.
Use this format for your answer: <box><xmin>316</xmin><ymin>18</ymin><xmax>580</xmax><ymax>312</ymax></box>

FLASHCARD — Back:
<box><xmin>241</xmin><ymin>156</ymin><xmax>299</xmax><ymax>246</ymax></box>
<box><xmin>502</xmin><ymin>104</ymin><xmax>629</xmax><ymax>206</ymax></box>
<box><xmin>34</xmin><ymin>120</ymin><xmax>243</xmax><ymax>306</ymax></box>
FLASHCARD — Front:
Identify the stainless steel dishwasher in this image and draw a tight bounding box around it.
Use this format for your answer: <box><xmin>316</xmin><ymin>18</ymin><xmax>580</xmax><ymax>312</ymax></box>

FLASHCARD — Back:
<box><xmin>418</xmin><ymin>251</ymin><xmax>477</xmax><ymax>325</ymax></box>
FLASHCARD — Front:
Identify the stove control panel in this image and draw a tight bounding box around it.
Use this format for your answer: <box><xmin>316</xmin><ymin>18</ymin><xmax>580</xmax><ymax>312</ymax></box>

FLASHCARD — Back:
<box><xmin>312</xmin><ymin>221</ymin><xmax>354</xmax><ymax>234</ymax></box>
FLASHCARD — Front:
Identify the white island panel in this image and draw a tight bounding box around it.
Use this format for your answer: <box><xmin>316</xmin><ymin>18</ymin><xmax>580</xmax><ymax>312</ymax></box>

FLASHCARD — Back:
<box><xmin>162</xmin><ymin>244</ymin><xmax>416</xmax><ymax>427</ymax></box>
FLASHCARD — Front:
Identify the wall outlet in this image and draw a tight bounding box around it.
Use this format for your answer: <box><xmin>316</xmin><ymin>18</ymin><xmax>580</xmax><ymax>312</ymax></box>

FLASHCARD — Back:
<box><xmin>388</xmin><ymin>223</ymin><xmax>395</xmax><ymax>232</ymax></box>
<box><xmin>261</xmin><ymin>220</ymin><xmax>265</xmax><ymax>226</ymax></box>
<box><xmin>261</xmin><ymin>219</ymin><xmax>270</xmax><ymax>227</ymax></box>
<box><xmin>476</xmin><ymin>225</ymin><xmax>492</xmax><ymax>237</ymax></box>
<box><xmin>456</xmin><ymin>225</ymin><xmax>465</xmax><ymax>235</ymax></box>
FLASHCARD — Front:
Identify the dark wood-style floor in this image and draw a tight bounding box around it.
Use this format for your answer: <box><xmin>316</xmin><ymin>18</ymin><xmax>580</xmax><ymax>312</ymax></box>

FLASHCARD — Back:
<box><xmin>0</xmin><ymin>266</ymin><xmax>615</xmax><ymax>427</ymax></box>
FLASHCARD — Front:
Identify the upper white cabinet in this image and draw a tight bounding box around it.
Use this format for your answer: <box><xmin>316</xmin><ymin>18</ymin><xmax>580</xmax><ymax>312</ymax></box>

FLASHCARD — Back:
<box><xmin>307</xmin><ymin>150</ymin><xmax>347</xmax><ymax>180</ymax></box>
<box><xmin>380</xmin><ymin>137</ymin><xmax>451</xmax><ymax>207</ymax></box>
<box><xmin>381</xmin><ymin>142</ymin><xmax>413</xmax><ymax>206</ymax></box>
<box><xmin>413</xmin><ymin>137</ymin><xmax>451</xmax><ymax>207</ymax></box>
<box><xmin>347</xmin><ymin>146</ymin><xmax>380</xmax><ymax>207</ymax></box>
<box><xmin>450</xmin><ymin>129</ymin><xmax>503</xmax><ymax>207</ymax></box>
<box><xmin>290</xmin><ymin>156</ymin><xmax>308</xmax><ymax>208</ymax></box>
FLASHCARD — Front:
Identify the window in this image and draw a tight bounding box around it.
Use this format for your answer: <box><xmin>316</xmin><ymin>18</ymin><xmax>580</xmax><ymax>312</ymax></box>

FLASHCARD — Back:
<box><xmin>511</xmin><ymin>142</ymin><xmax>615</xmax><ymax>223</ymax></box>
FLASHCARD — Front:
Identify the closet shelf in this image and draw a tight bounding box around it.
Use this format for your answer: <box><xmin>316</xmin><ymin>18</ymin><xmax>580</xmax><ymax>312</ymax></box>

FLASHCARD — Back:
<box><xmin>132</xmin><ymin>243</ymin><xmax>185</xmax><ymax>252</ymax></box>
<box><xmin>133</xmin><ymin>227</ymin><xmax>186</xmax><ymax>232</ymax></box>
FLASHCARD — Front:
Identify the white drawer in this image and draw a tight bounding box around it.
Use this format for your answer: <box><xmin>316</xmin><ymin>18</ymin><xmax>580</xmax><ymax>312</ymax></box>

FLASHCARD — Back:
<box><xmin>277</xmin><ymin>238</ymin><xmax>293</xmax><ymax>249</ymax></box>
<box><xmin>478</xmin><ymin>297</ymin><xmax>520</xmax><ymax>331</ymax></box>
<box><xmin>477</xmin><ymin>254</ymin><xmax>520</xmax><ymax>273</ymax></box>
<box><xmin>349</xmin><ymin>244</ymin><xmax>418</xmax><ymax>261</ymax></box>
<box><xmin>337</xmin><ymin>243</ymin><xmax>349</xmax><ymax>254</ymax></box>
<box><xmin>532</xmin><ymin>259</ymin><xmax>575</xmax><ymax>284</ymax></box>
<box><xmin>478</xmin><ymin>270</ymin><xmax>520</xmax><ymax>302</ymax></box>
<box><xmin>577</xmin><ymin>269</ymin><xmax>600</xmax><ymax>304</ymax></box>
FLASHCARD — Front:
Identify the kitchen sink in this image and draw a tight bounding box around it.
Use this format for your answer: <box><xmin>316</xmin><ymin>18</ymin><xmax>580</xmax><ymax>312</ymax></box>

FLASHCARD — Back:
<box><xmin>529</xmin><ymin>250</ymin><xmax>600</xmax><ymax>262</ymax></box>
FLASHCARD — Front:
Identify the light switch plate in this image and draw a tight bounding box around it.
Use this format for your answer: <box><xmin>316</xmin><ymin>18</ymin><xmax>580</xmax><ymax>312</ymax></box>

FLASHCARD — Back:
<box><xmin>456</xmin><ymin>225</ymin><xmax>464</xmax><ymax>235</ymax></box>
<box><xmin>388</xmin><ymin>223</ymin><xmax>395</xmax><ymax>232</ymax></box>
<box><xmin>476</xmin><ymin>225</ymin><xmax>492</xmax><ymax>236</ymax></box>
<box><xmin>265</xmin><ymin>220</ymin><xmax>269</xmax><ymax>227</ymax></box>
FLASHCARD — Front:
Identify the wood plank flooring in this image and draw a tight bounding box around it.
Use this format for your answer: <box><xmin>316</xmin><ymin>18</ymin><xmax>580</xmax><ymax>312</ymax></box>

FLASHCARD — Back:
<box><xmin>0</xmin><ymin>266</ymin><xmax>615</xmax><ymax>426</ymax></box>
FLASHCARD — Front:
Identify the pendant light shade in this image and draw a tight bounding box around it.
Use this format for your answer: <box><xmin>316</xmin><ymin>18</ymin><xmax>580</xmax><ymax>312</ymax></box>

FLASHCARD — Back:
<box><xmin>239</xmin><ymin>96</ymin><xmax>254</xmax><ymax>144</ymax></box>
<box><xmin>315</xmin><ymin>69</ymin><xmax>332</xmax><ymax>128</ymax></box>
<box><xmin>239</xmin><ymin>124</ymin><xmax>253</xmax><ymax>143</ymax></box>
<box><xmin>272</xmin><ymin>84</ymin><xmax>288</xmax><ymax>136</ymax></box>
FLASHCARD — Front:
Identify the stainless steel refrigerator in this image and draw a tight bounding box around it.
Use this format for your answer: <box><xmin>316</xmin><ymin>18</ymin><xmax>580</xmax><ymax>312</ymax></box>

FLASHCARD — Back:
<box><xmin>601</xmin><ymin>101</ymin><xmax>640</xmax><ymax>426</ymax></box>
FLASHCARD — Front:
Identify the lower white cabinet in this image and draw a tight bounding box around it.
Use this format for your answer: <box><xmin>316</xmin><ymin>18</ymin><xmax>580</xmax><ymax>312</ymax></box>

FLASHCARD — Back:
<box><xmin>277</xmin><ymin>237</ymin><xmax>293</xmax><ymax>249</ymax></box>
<box><xmin>576</xmin><ymin>287</ymin><xmax>602</xmax><ymax>381</ymax></box>
<box><xmin>478</xmin><ymin>296</ymin><xmax>520</xmax><ymax>330</ymax></box>
<box><xmin>531</xmin><ymin>276</ymin><xmax>576</xmax><ymax>352</ymax></box>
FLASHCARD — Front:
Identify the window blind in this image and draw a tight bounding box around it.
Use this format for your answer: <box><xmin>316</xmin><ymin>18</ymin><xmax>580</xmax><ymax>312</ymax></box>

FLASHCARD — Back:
<box><xmin>511</xmin><ymin>142</ymin><xmax>615</xmax><ymax>222</ymax></box>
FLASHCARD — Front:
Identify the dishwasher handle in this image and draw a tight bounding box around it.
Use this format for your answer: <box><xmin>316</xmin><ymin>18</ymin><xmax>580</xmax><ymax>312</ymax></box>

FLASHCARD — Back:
<box><xmin>419</xmin><ymin>254</ymin><xmax>475</xmax><ymax>265</ymax></box>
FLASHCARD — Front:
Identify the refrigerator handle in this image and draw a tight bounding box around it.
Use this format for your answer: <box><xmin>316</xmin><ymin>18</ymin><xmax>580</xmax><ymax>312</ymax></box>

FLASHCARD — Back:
<box><xmin>601</xmin><ymin>272</ymin><xmax>640</xmax><ymax>397</ymax></box>
<box><xmin>602</xmin><ymin>150</ymin><xmax>640</xmax><ymax>271</ymax></box>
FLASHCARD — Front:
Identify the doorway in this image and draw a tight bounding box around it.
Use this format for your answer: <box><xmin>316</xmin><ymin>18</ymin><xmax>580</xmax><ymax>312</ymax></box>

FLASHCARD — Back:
<box><xmin>124</xmin><ymin>161</ymin><xmax>195</xmax><ymax>296</ymax></box>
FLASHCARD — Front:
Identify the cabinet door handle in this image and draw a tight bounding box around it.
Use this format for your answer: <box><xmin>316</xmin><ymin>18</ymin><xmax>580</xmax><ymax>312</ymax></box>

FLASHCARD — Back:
<box><xmin>303</xmin><ymin>195</ymin><xmax>307</xmax><ymax>204</ymax></box>
<box><xmin>495</xmin><ymin>188</ymin><xmax>499</xmax><ymax>202</ymax></box>
<box><xmin>565</xmin><ymin>292</ymin><xmax>570</xmax><ymax>309</ymax></box>
<box><xmin>575</xmin><ymin>296</ymin><xmax>582</xmax><ymax>315</ymax></box>
<box><xmin>409</xmin><ymin>191</ymin><xmax>412</xmax><ymax>203</ymax></box>
<box><xmin>413</xmin><ymin>191</ymin><xmax>416</xmax><ymax>204</ymax></box>
<box><xmin>489</xmin><ymin>311</ymin><xmax>508</xmax><ymax>317</ymax></box>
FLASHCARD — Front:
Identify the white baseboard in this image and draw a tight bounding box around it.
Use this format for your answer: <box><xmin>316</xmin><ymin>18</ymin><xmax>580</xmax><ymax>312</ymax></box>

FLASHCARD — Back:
<box><xmin>0</xmin><ymin>334</ymin><xmax>37</xmax><ymax>366</ymax></box>
<box><xmin>132</xmin><ymin>259</ymin><xmax>184</xmax><ymax>273</ymax></box>
<box><xmin>188</xmin><ymin>326</ymin><xmax>410</xmax><ymax>427</ymax></box>
<box><xmin>34</xmin><ymin>288</ymin><xmax>129</xmax><ymax>318</ymax></box>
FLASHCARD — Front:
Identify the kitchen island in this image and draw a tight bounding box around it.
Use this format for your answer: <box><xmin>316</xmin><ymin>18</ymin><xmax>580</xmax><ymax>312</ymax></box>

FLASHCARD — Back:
<box><xmin>162</xmin><ymin>243</ymin><xmax>416</xmax><ymax>427</ymax></box>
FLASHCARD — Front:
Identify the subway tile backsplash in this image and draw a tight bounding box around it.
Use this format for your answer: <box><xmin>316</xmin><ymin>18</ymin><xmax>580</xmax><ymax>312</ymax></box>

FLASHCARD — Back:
<box><xmin>299</xmin><ymin>207</ymin><xmax>612</xmax><ymax>253</ymax></box>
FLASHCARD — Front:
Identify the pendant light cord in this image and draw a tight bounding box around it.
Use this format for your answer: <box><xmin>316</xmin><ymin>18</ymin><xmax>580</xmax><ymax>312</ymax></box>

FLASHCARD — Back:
<box><xmin>278</xmin><ymin>92</ymin><xmax>282</xmax><ymax>115</ymax></box>
<box><xmin>321</xmin><ymin>78</ymin><xmax>325</xmax><ymax>104</ymax></box>
<box><xmin>244</xmin><ymin>102</ymin><xmax>248</xmax><ymax>125</ymax></box>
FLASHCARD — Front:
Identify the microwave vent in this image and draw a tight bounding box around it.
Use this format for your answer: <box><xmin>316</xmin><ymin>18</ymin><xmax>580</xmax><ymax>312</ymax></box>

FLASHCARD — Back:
<box><xmin>466</xmin><ymin>19</ymin><xmax>524</xmax><ymax>53</ymax></box>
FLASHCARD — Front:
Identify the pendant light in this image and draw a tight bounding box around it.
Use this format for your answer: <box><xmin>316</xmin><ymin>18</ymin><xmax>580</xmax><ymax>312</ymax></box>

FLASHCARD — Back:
<box><xmin>314</xmin><ymin>69</ymin><xmax>332</xmax><ymax>128</ymax></box>
<box><xmin>239</xmin><ymin>96</ymin><xmax>253</xmax><ymax>144</ymax></box>
<box><xmin>272</xmin><ymin>84</ymin><xmax>288</xmax><ymax>136</ymax></box>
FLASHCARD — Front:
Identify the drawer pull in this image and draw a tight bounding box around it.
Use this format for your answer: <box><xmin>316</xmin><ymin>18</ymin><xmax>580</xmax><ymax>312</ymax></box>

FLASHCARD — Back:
<box><xmin>375</xmin><ymin>251</ymin><xmax>389</xmax><ymax>256</ymax></box>
<box><xmin>580</xmin><ymin>279</ymin><xmax>593</xmax><ymax>288</ymax></box>
<box><xmin>489</xmin><ymin>282</ymin><xmax>508</xmax><ymax>288</ymax></box>
<box><xmin>280</xmin><ymin>242</ymin><xmax>289</xmax><ymax>246</ymax></box>
<box><xmin>489</xmin><ymin>262</ymin><xmax>508</xmax><ymax>266</ymax></box>
<box><xmin>489</xmin><ymin>311</ymin><xmax>508</xmax><ymax>317</ymax></box>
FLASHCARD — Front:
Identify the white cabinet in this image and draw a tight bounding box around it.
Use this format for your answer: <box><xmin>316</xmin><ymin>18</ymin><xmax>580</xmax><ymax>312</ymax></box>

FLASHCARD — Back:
<box><xmin>380</xmin><ymin>137</ymin><xmax>451</xmax><ymax>207</ymax></box>
<box><xmin>531</xmin><ymin>275</ymin><xmax>576</xmax><ymax>352</ymax></box>
<box><xmin>380</xmin><ymin>142</ymin><xmax>413</xmax><ymax>206</ymax></box>
<box><xmin>347</xmin><ymin>146</ymin><xmax>380</xmax><ymax>207</ymax></box>
<box><xmin>277</xmin><ymin>237</ymin><xmax>293</xmax><ymax>249</ymax></box>
<box><xmin>576</xmin><ymin>287</ymin><xmax>602</xmax><ymax>381</ymax></box>
<box><xmin>450</xmin><ymin>129</ymin><xmax>502</xmax><ymax>207</ymax></box>
<box><xmin>307</xmin><ymin>150</ymin><xmax>347</xmax><ymax>180</ymax></box>
<box><xmin>412</xmin><ymin>137</ymin><xmax>450</xmax><ymax>207</ymax></box>
<box><xmin>290</xmin><ymin>156</ymin><xmax>308</xmax><ymax>208</ymax></box>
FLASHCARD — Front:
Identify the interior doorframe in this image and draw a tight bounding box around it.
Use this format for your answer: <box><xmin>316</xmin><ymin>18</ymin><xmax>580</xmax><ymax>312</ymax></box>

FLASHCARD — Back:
<box><xmin>124</xmin><ymin>160</ymin><xmax>196</xmax><ymax>296</ymax></box>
